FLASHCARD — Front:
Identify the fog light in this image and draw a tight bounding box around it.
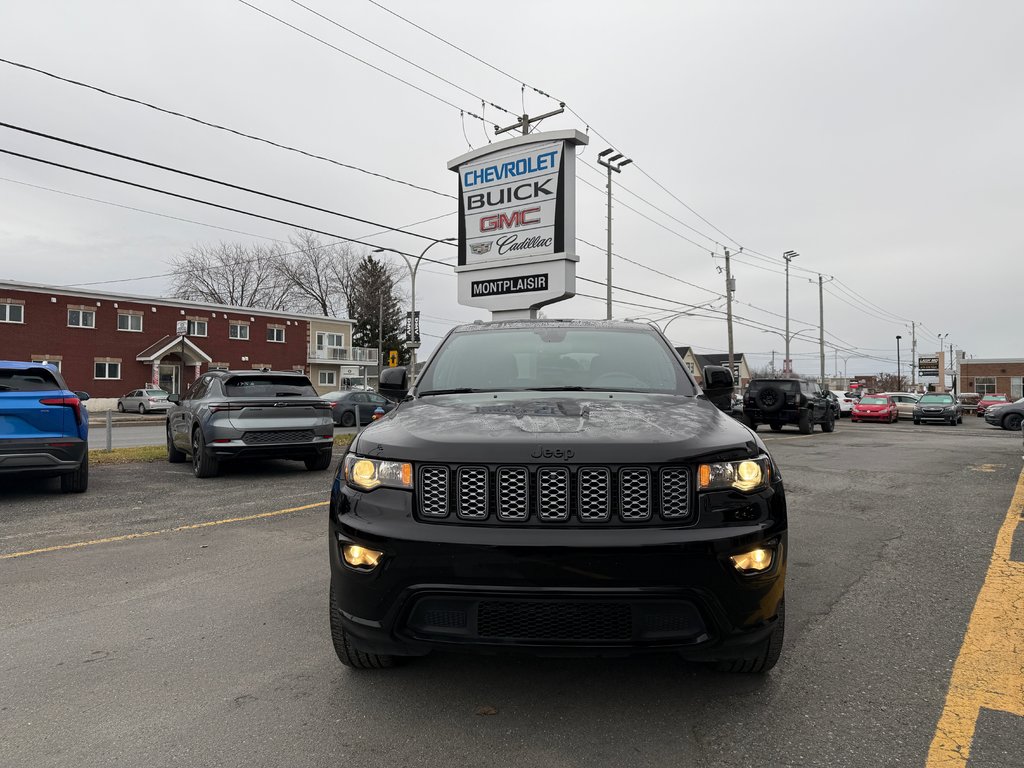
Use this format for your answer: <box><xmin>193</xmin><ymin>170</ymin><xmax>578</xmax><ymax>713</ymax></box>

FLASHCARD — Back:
<box><xmin>342</xmin><ymin>544</ymin><xmax>383</xmax><ymax>570</ymax></box>
<box><xmin>730</xmin><ymin>547</ymin><xmax>773</xmax><ymax>574</ymax></box>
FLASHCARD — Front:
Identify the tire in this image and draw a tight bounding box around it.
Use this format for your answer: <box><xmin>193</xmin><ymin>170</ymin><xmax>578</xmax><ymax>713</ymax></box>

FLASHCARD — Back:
<box><xmin>60</xmin><ymin>451</ymin><xmax>89</xmax><ymax>493</ymax></box>
<box><xmin>949</xmin><ymin>416</ymin><xmax>957</xmax><ymax>426</ymax></box>
<box><xmin>821</xmin><ymin>413</ymin><xmax>836</xmax><ymax>433</ymax></box>
<box><xmin>116</xmin><ymin>402</ymin><xmax>125</xmax><ymax>413</ymax></box>
<box><xmin>914</xmin><ymin>417</ymin><xmax>921</xmax><ymax>425</ymax></box>
<box><xmin>167</xmin><ymin>426</ymin><xmax>186</xmax><ymax>463</ymax></box>
<box><xmin>717</xmin><ymin>599</ymin><xmax>785</xmax><ymax>673</ymax></box>
<box><xmin>1003</xmin><ymin>413</ymin><xmax>1023</xmax><ymax>431</ymax></box>
<box><xmin>139</xmin><ymin>404</ymin><xmax>147</xmax><ymax>414</ymax></box>
<box><xmin>340</xmin><ymin>410</ymin><xmax>356</xmax><ymax>428</ymax></box>
<box><xmin>798</xmin><ymin>410</ymin><xmax>812</xmax><ymax>434</ymax></box>
<box><xmin>305</xmin><ymin>450</ymin><xmax>332</xmax><ymax>471</ymax></box>
<box><xmin>769</xmin><ymin>423</ymin><xmax>783</xmax><ymax>432</ymax></box>
<box><xmin>892</xmin><ymin>412</ymin><xmax>899</xmax><ymax>423</ymax></box>
<box><xmin>756</xmin><ymin>386</ymin><xmax>785</xmax><ymax>415</ymax></box>
<box><xmin>191</xmin><ymin>428</ymin><xmax>219</xmax><ymax>478</ymax></box>
<box><xmin>330</xmin><ymin>582</ymin><xmax>396</xmax><ymax>669</ymax></box>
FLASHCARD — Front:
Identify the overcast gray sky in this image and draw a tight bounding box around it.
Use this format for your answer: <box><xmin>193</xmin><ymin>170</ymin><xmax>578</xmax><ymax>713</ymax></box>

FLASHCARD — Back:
<box><xmin>1</xmin><ymin>0</ymin><xmax>1020</xmax><ymax>380</ymax></box>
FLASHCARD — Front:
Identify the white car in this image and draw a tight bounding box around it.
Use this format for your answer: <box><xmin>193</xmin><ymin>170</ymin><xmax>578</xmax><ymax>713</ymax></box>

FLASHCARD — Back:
<box><xmin>835</xmin><ymin>392</ymin><xmax>859</xmax><ymax>416</ymax></box>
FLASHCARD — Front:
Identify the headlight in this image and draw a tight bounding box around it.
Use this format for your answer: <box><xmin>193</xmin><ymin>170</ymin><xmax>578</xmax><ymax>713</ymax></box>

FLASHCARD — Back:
<box><xmin>343</xmin><ymin>454</ymin><xmax>413</xmax><ymax>491</ymax></box>
<box><xmin>698</xmin><ymin>457</ymin><xmax>770</xmax><ymax>493</ymax></box>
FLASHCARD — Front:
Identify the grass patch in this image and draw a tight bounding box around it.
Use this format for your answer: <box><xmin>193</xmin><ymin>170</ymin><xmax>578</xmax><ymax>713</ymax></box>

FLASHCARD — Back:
<box><xmin>89</xmin><ymin>445</ymin><xmax>167</xmax><ymax>465</ymax></box>
<box><xmin>88</xmin><ymin>436</ymin><xmax>353</xmax><ymax>466</ymax></box>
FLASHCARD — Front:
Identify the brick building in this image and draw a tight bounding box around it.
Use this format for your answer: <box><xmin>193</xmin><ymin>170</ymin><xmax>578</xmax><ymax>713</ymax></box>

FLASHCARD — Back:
<box><xmin>0</xmin><ymin>280</ymin><xmax>376</xmax><ymax>402</ymax></box>
<box><xmin>958</xmin><ymin>358</ymin><xmax>1024</xmax><ymax>399</ymax></box>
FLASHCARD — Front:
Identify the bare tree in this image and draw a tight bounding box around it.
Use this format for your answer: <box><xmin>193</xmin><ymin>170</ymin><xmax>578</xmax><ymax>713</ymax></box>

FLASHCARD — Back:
<box><xmin>276</xmin><ymin>231</ymin><xmax>355</xmax><ymax>317</ymax></box>
<box><xmin>874</xmin><ymin>372</ymin><xmax>908</xmax><ymax>392</ymax></box>
<box><xmin>169</xmin><ymin>242</ymin><xmax>295</xmax><ymax>310</ymax></box>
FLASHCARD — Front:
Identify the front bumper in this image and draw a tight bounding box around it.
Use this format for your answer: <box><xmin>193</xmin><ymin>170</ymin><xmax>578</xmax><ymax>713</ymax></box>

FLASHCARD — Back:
<box><xmin>851</xmin><ymin>410</ymin><xmax>892</xmax><ymax>421</ymax></box>
<box><xmin>0</xmin><ymin>438</ymin><xmax>87</xmax><ymax>476</ymax></box>
<box><xmin>916</xmin><ymin>410</ymin><xmax>956</xmax><ymax>422</ymax></box>
<box><xmin>328</xmin><ymin>481</ymin><xmax>787</xmax><ymax>660</ymax></box>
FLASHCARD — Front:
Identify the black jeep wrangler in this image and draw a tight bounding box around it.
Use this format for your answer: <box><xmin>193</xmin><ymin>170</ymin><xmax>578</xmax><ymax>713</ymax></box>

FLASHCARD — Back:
<box><xmin>743</xmin><ymin>378</ymin><xmax>835</xmax><ymax>434</ymax></box>
<box><xmin>329</xmin><ymin>320</ymin><xmax>788</xmax><ymax>673</ymax></box>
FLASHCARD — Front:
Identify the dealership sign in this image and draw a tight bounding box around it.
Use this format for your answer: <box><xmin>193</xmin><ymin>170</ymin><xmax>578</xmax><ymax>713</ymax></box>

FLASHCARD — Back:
<box><xmin>918</xmin><ymin>356</ymin><xmax>939</xmax><ymax>374</ymax></box>
<box><xmin>448</xmin><ymin>129</ymin><xmax>588</xmax><ymax>316</ymax></box>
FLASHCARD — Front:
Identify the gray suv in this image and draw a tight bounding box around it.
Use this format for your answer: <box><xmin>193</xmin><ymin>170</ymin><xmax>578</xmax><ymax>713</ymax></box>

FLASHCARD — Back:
<box><xmin>166</xmin><ymin>370</ymin><xmax>334</xmax><ymax>477</ymax></box>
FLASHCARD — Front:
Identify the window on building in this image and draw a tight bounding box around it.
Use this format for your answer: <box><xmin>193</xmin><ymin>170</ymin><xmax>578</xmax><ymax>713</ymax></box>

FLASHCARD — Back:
<box><xmin>1011</xmin><ymin>377</ymin><xmax>1023</xmax><ymax>400</ymax></box>
<box><xmin>684</xmin><ymin>361</ymin><xmax>694</xmax><ymax>374</ymax></box>
<box><xmin>319</xmin><ymin>369</ymin><xmax>336</xmax><ymax>386</ymax></box>
<box><xmin>32</xmin><ymin>358</ymin><xmax>61</xmax><ymax>371</ymax></box>
<box><xmin>975</xmin><ymin>377</ymin><xmax>996</xmax><ymax>395</ymax></box>
<box><xmin>117</xmin><ymin>313</ymin><xmax>143</xmax><ymax>332</ymax></box>
<box><xmin>316</xmin><ymin>332</ymin><xmax>345</xmax><ymax>348</ymax></box>
<box><xmin>68</xmin><ymin>309</ymin><xmax>96</xmax><ymax>328</ymax></box>
<box><xmin>0</xmin><ymin>303</ymin><xmax>24</xmax><ymax>323</ymax></box>
<box><xmin>267</xmin><ymin>326</ymin><xmax>285</xmax><ymax>343</ymax></box>
<box><xmin>188</xmin><ymin>320</ymin><xmax>208</xmax><ymax>337</ymax></box>
<box><xmin>94</xmin><ymin>361</ymin><xmax>121</xmax><ymax>379</ymax></box>
<box><xmin>229</xmin><ymin>323</ymin><xmax>249</xmax><ymax>340</ymax></box>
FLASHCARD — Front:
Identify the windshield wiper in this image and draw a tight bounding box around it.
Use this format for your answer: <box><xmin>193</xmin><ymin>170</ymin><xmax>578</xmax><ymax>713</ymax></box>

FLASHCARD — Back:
<box><xmin>418</xmin><ymin>388</ymin><xmax>486</xmax><ymax>396</ymax></box>
<box><xmin>523</xmin><ymin>386</ymin><xmax>599</xmax><ymax>392</ymax></box>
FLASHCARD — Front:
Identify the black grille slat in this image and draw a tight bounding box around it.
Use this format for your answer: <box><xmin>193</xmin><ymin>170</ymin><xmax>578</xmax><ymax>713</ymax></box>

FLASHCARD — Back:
<box><xmin>497</xmin><ymin>467</ymin><xmax>529</xmax><ymax>520</ymax></box>
<box><xmin>578</xmin><ymin>468</ymin><xmax>611</xmax><ymax>522</ymax></box>
<box><xmin>660</xmin><ymin>468</ymin><xmax>690</xmax><ymax>519</ymax></box>
<box><xmin>457</xmin><ymin>466</ymin><xmax>489</xmax><ymax>519</ymax></box>
<box><xmin>241</xmin><ymin>429</ymin><xmax>313</xmax><ymax>445</ymax></box>
<box><xmin>537</xmin><ymin>467</ymin><xmax>570</xmax><ymax>521</ymax></box>
<box><xmin>620</xmin><ymin>468</ymin><xmax>652</xmax><ymax>520</ymax></box>
<box><xmin>419</xmin><ymin>466</ymin><xmax>450</xmax><ymax>518</ymax></box>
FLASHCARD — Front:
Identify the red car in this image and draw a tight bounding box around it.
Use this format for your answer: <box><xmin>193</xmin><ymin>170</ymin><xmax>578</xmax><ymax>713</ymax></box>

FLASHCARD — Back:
<box><xmin>976</xmin><ymin>393</ymin><xmax>1009</xmax><ymax>417</ymax></box>
<box><xmin>851</xmin><ymin>394</ymin><xmax>898</xmax><ymax>423</ymax></box>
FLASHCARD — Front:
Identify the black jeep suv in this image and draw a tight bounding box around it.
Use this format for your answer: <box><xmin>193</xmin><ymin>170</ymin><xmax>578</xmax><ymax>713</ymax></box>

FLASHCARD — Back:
<box><xmin>329</xmin><ymin>320</ymin><xmax>788</xmax><ymax>673</ymax></box>
<box><xmin>743</xmin><ymin>378</ymin><xmax>835</xmax><ymax>434</ymax></box>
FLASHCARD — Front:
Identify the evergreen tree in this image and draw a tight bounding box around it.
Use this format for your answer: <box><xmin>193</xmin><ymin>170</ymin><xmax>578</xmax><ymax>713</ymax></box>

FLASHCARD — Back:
<box><xmin>348</xmin><ymin>255</ymin><xmax>408</xmax><ymax>365</ymax></box>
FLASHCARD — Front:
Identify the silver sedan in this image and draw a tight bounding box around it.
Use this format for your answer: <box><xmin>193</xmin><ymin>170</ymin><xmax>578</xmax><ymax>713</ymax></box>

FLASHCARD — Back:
<box><xmin>117</xmin><ymin>388</ymin><xmax>171</xmax><ymax>414</ymax></box>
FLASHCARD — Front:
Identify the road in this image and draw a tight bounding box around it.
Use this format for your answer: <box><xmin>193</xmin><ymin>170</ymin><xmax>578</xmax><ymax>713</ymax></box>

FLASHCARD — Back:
<box><xmin>2</xmin><ymin>422</ymin><xmax>1023</xmax><ymax>767</ymax></box>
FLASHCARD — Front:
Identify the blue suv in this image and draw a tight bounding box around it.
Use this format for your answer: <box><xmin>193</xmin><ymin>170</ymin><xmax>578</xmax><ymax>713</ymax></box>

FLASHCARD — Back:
<box><xmin>0</xmin><ymin>361</ymin><xmax>90</xmax><ymax>493</ymax></box>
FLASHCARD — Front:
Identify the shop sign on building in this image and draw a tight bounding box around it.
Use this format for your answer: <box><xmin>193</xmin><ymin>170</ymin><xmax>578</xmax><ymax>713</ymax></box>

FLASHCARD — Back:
<box><xmin>448</xmin><ymin>129</ymin><xmax>588</xmax><ymax>318</ymax></box>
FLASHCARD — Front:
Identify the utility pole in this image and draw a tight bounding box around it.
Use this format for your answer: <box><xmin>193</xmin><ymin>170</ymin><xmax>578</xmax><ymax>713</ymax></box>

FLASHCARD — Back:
<box><xmin>950</xmin><ymin>342</ymin><xmax>957</xmax><ymax>396</ymax></box>
<box><xmin>494</xmin><ymin>104</ymin><xmax>566</xmax><ymax>137</ymax></box>
<box><xmin>725</xmin><ymin>249</ymin><xmax>735</xmax><ymax>379</ymax></box>
<box><xmin>597</xmin><ymin>149</ymin><xmax>632</xmax><ymax>320</ymax></box>
<box><xmin>911</xmin><ymin>322</ymin><xmax>917</xmax><ymax>388</ymax></box>
<box><xmin>818</xmin><ymin>275</ymin><xmax>826</xmax><ymax>387</ymax></box>
<box><xmin>783</xmin><ymin>250</ymin><xmax>799</xmax><ymax>376</ymax></box>
<box><xmin>771</xmin><ymin>350</ymin><xmax>776</xmax><ymax>376</ymax></box>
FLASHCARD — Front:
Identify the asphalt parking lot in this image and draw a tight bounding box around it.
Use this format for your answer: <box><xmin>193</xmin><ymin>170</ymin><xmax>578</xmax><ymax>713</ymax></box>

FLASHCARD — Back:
<box><xmin>3</xmin><ymin>420</ymin><xmax>1023</xmax><ymax>768</ymax></box>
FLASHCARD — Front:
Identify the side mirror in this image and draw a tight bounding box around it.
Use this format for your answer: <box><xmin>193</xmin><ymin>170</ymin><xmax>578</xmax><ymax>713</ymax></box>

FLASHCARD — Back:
<box><xmin>167</xmin><ymin>394</ymin><xmax>181</xmax><ymax>404</ymax></box>
<box><xmin>378</xmin><ymin>366</ymin><xmax>409</xmax><ymax>401</ymax></box>
<box><xmin>74</xmin><ymin>391</ymin><xmax>90</xmax><ymax>401</ymax></box>
<box><xmin>702</xmin><ymin>365</ymin><xmax>735</xmax><ymax>411</ymax></box>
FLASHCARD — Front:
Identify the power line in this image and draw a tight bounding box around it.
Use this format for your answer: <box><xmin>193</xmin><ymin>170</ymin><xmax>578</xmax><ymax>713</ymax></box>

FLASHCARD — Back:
<box><xmin>286</xmin><ymin>0</ymin><xmax>516</xmax><ymax>117</ymax></box>
<box><xmin>236</xmin><ymin>0</ymin><xmax>491</xmax><ymax>123</ymax></box>
<box><xmin>0</xmin><ymin>121</ymin><xmax>454</xmax><ymax>246</ymax></box>
<box><xmin>0</xmin><ymin>57</ymin><xmax>455</xmax><ymax>201</ymax></box>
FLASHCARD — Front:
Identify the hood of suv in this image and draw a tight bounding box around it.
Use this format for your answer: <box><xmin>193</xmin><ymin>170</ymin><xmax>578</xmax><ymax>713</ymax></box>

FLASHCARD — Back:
<box><xmin>351</xmin><ymin>393</ymin><xmax>759</xmax><ymax>465</ymax></box>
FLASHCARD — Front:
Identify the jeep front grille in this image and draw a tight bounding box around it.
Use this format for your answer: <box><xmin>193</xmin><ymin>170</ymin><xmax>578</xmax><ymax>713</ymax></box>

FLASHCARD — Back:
<box><xmin>416</xmin><ymin>465</ymin><xmax>690</xmax><ymax>524</ymax></box>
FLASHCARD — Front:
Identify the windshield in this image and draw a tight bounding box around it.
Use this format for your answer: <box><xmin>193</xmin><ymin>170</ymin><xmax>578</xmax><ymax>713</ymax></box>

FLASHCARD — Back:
<box><xmin>983</xmin><ymin>395</ymin><xmax>1008</xmax><ymax>402</ymax></box>
<box><xmin>919</xmin><ymin>394</ymin><xmax>954</xmax><ymax>404</ymax></box>
<box><xmin>0</xmin><ymin>367</ymin><xmax>61</xmax><ymax>392</ymax></box>
<box><xmin>860</xmin><ymin>396</ymin><xmax>887</xmax><ymax>405</ymax></box>
<box><xmin>224</xmin><ymin>375</ymin><xmax>317</xmax><ymax>397</ymax></box>
<box><xmin>416</xmin><ymin>326</ymin><xmax>696</xmax><ymax>395</ymax></box>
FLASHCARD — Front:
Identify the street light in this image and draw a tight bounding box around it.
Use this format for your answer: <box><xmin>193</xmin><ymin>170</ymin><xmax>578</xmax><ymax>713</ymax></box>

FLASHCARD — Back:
<box><xmin>896</xmin><ymin>335</ymin><xmax>903</xmax><ymax>387</ymax></box>
<box><xmin>598</xmin><ymin>149</ymin><xmax>633</xmax><ymax>320</ymax></box>
<box><xmin>783</xmin><ymin>250</ymin><xmax>799</xmax><ymax>376</ymax></box>
<box><xmin>372</xmin><ymin>237</ymin><xmax>457</xmax><ymax>386</ymax></box>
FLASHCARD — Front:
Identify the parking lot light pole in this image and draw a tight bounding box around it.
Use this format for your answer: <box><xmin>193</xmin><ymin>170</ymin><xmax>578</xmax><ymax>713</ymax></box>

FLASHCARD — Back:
<box><xmin>598</xmin><ymin>149</ymin><xmax>632</xmax><ymax>320</ymax></box>
<box><xmin>373</xmin><ymin>237</ymin><xmax>456</xmax><ymax>386</ymax></box>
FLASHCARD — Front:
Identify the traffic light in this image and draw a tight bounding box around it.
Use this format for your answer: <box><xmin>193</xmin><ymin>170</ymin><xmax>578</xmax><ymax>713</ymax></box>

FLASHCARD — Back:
<box><xmin>388</xmin><ymin>350</ymin><xmax>399</xmax><ymax>367</ymax></box>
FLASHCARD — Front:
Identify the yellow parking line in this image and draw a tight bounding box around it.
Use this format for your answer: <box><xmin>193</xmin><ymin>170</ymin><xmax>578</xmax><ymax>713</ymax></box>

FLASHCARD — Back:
<box><xmin>0</xmin><ymin>501</ymin><xmax>328</xmax><ymax>561</ymax></box>
<box><xmin>925</xmin><ymin>467</ymin><xmax>1024</xmax><ymax>767</ymax></box>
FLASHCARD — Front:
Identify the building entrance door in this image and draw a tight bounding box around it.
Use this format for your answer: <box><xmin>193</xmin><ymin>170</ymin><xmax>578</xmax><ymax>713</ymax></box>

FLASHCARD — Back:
<box><xmin>159</xmin><ymin>364</ymin><xmax>180</xmax><ymax>395</ymax></box>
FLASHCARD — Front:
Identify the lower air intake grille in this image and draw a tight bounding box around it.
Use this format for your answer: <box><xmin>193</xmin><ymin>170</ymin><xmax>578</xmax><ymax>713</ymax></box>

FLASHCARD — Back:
<box><xmin>477</xmin><ymin>600</ymin><xmax>632</xmax><ymax>641</ymax></box>
<box><xmin>241</xmin><ymin>429</ymin><xmax>313</xmax><ymax>445</ymax></box>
